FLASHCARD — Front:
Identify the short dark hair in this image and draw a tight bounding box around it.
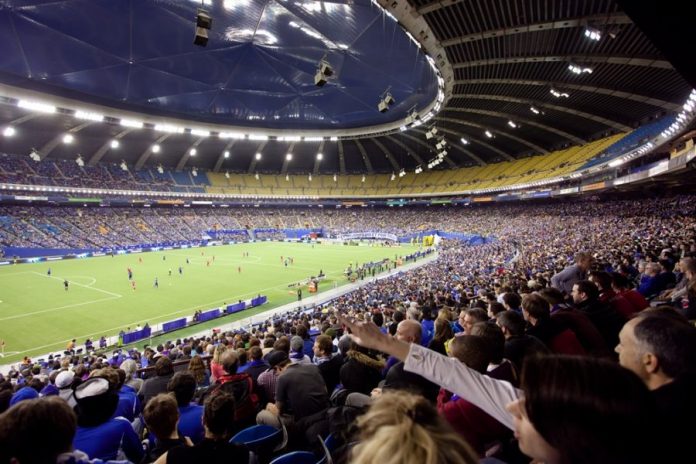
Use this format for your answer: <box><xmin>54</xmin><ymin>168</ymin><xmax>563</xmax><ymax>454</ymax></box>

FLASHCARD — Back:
<box><xmin>496</xmin><ymin>311</ymin><xmax>526</xmax><ymax>336</ymax></box>
<box><xmin>537</xmin><ymin>287</ymin><xmax>565</xmax><ymax>305</ymax></box>
<box><xmin>633</xmin><ymin>310</ymin><xmax>696</xmax><ymax>379</ymax></box>
<box><xmin>464</xmin><ymin>307</ymin><xmax>488</xmax><ymax>323</ymax></box>
<box><xmin>155</xmin><ymin>357</ymin><xmax>174</xmax><ymax>376</ymax></box>
<box><xmin>203</xmin><ymin>392</ymin><xmax>236</xmax><ymax>438</ymax></box>
<box><xmin>0</xmin><ymin>397</ymin><xmax>76</xmax><ymax>464</ymax></box>
<box><xmin>249</xmin><ymin>345</ymin><xmax>263</xmax><ymax>361</ymax></box>
<box><xmin>574</xmin><ymin>280</ymin><xmax>599</xmax><ymax>300</ymax></box>
<box><xmin>143</xmin><ymin>393</ymin><xmax>179</xmax><ymax>439</ymax></box>
<box><xmin>502</xmin><ymin>293</ymin><xmax>522</xmax><ymax>310</ymax></box>
<box><xmin>167</xmin><ymin>371</ymin><xmax>197</xmax><ymax>406</ymax></box>
<box><xmin>522</xmin><ymin>294</ymin><xmax>550</xmax><ymax>320</ymax></box>
<box><xmin>470</xmin><ymin>322</ymin><xmax>505</xmax><ymax>363</ymax></box>
<box><xmin>589</xmin><ymin>271</ymin><xmax>612</xmax><ymax>291</ymax></box>
<box><xmin>315</xmin><ymin>335</ymin><xmax>333</xmax><ymax>356</ymax></box>
<box><xmin>449</xmin><ymin>335</ymin><xmax>491</xmax><ymax>374</ymax></box>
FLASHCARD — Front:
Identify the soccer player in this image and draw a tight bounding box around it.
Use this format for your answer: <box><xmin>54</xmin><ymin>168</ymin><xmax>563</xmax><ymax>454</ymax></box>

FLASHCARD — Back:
<box><xmin>238</xmin><ymin>266</ymin><xmax>242</xmax><ymax>273</ymax></box>
<box><xmin>186</xmin><ymin>258</ymin><xmax>190</xmax><ymax>265</ymax></box>
<box><xmin>131</xmin><ymin>280</ymin><xmax>137</xmax><ymax>291</ymax></box>
<box><xmin>168</xmin><ymin>268</ymin><xmax>172</xmax><ymax>276</ymax></box>
<box><xmin>64</xmin><ymin>279</ymin><xmax>69</xmax><ymax>291</ymax></box>
<box><xmin>47</xmin><ymin>268</ymin><xmax>51</xmax><ymax>276</ymax></box>
<box><xmin>154</xmin><ymin>277</ymin><xmax>159</xmax><ymax>288</ymax></box>
<box><xmin>179</xmin><ymin>266</ymin><xmax>183</xmax><ymax>275</ymax></box>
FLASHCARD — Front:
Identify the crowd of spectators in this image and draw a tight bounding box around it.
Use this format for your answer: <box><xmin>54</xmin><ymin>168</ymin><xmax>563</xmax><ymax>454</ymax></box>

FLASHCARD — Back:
<box><xmin>1</xmin><ymin>194</ymin><xmax>696</xmax><ymax>463</ymax></box>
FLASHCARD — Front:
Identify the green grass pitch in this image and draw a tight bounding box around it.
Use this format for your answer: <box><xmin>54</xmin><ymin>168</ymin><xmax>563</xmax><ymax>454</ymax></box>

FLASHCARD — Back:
<box><xmin>0</xmin><ymin>242</ymin><xmax>419</xmax><ymax>364</ymax></box>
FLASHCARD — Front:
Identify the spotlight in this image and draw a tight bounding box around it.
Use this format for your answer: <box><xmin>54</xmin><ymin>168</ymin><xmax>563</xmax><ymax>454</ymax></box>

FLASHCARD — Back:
<box><xmin>390</xmin><ymin>173</ymin><xmax>396</xmax><ymax>181</ymax></box>
<box><xmin>405</xmin><ymin>109</ymin><xmax>419</xmax><ymax>124</ymax></box>
<box><xmin>314</xmin><ymin>59</ymin><xmax>334</xmax><ymax>87</ymax></box>
<box><xmin>194</xmin><ymin>8</ymin><xmax>212</xmax><ymax>47</ymax></box>
<box><xmin>152</xmin><ymin>144</ymin><xmax>161</xmax><ymax>153</ymax></box>
<box><xmin>63</xmin><ymin>134</ymin><xmax>74</xmax><ymax>144</ymax></box>
<box><xmin>361</xmin><ymin>175</ymin><xmax>366</xmax><ymax>183</ymax></box>
<box><xmin>435</xmin><ymin>139</ymin><xmax>447</xmax><ymax>151</ymax></box>
<box><xmin>255</xmin><ymin>152</ymin><xmax>262</xmax><ymax>160</ymax></box>
<box><xmin>76</xmin><ymin>155</ymin><xmax>84</xmax><ymax>167</ymax></box>
<box><xmin>29</xmin><ymin>149</ymin><xmax>41</xmax><ymax>162</ymax></box>
<box><xmin>192</xmin><ymin>168</ymin><xmax>198</xmax><ymax>176</ymax></box>
<box><xmin>190</xmin><ymin>148</ymin><xmax>197</xmax><ymax>156</ymax></box>
<box><xmin>120</xmin><ymin>160</ymin><xmax>128</xmax><ymax>171</ymax></box>
<box><xmin>333</xmin><ymin>174</ymin><xmax>337</xmax><ymax>182</ymax></box>
<box><xmin>316</xmin><ymin>152</ymin><xmax>323</xmax><ymax>160</ymax></box>
<box><xmin>224</xmin><ymin>150</ymin><xmax>230</xmax><ymax>158</ymax></box>
<box><xmin>225</xmin><ymin>171</ymin><xmax>230</xmax><ymax>179</ymax></box>
<box><xmin>3</xmin><ymin>126</ymin><xmax>16</xmax><ymax>137</ymax></box>
<box><xmin>285</xmin><ymin>174</ymin><xmax>289</xmax><ymax>181</ymax></box>
<box><xmin>425</xmin><ymin>127</ymin><xmax>438</xmax><ymax>139</ymax></box>
<box><xmin>255</xmin><ymin>172</ymin><xmax>260</xmax><ymax>180</ymax></box>
<box><xmin>110</xmin><ymin>139</ymin><xmax>120</xmax><ymax>149</ymax></box>
<box><xmin>378</xmin><ymin>88</ymin><xmax>395</xmax><ymax>112</ymax></box>
<box><xmin>286</xmin><ymin>153</ymin><xmax>293</xmax><ymax>161</ymax></box>
<box><xmin>398</xmin><ymin>169</ymin><xmax>406</xmax><ymax>178</ymax></box>
<box><xmin>157</xmin><ymin>164</ymin><xmax>164</xmax><ymax>174</ymax></box>
<box><xmin>308</xmin><ymin>174</ymin><xmax>312</xmax><ymax>182</ymax></box>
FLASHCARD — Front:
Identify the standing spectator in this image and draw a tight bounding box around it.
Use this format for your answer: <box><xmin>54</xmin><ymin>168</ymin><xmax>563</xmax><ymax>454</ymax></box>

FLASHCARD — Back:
<box><xmin>551</xmin><ymin>251</ymin><xmax>593</xmax><ymax>296</ymax></box>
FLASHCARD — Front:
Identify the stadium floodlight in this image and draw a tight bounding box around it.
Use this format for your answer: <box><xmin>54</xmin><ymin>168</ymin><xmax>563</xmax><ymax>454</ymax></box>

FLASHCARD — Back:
<box><xmin>405</xmin><ymin>108</ymin><xmax>419</xmax><ymax>125</ymax></box>
<box><xmin>285</xmin><ymin>174</ymin><xmax>289</xmax><ymax>181</ymax></box>
<box><xmin>224</xmin><ymin>150</ymin><xmax>230</xmax><ymax>158</ymax></box>
<box><xmin>390</xmin><ymin>173</ymin><xmax>396</xmax><ymax>181</ymax></box>
<box><xmin>568</xmin><ymin>63</ymin><xmax>592</xmax><ymax>74</ymax></box>
<box><xmin>190</xmin><ymin>148</ymin><xmax>197</xmax><ymax>156</ymax></box>
<box><xmin>192</xmin><ymin>168</ymin><xmax>198</xmax><ymax>176</ymax></box>
<box><xmin>3</xmin><ymin>126</ymin><xmax>15</xmax><ymax>137</ymax></box>
<box><xmin>110</xmin><ymin>140</ymin><xmax>120</xmax><ymax>149</ymax></box>
<box><xmin>398</xmin><ymin>169</ymin><xmax>406</xmax><ymax>178</ymax></box>
<box><xmin>460</xmin><ymin>137</ymin><xmax>469</xmax><ymax>145</ymax></box>
<box><xmin>316</xmin><ymin>152</ymin><xmax>323</xmax><ymax>160</ymax></box>
<box><xmin>584</xmin><ymin>27</ymin><xmax>601</xmax><ymax>41</ymax></box>
<box><xmin>255</xmin><ymin>152</ymin><xmax>262</xmax><ymax>160</ymax></box>
<box><xmin>255</xmin><ymin>172</ymin><xmax>260</xmax><ymax>179</ymax></box>
<box><xmin>425</xmin><ymin>127</ymin><xmax>438</xmax><ymax>139</ymax></box>
<box><xmin>120</xmin><ymin>118</ymin><xmax>143</xmax><ymax>128</ymax></box>
<box><xmin>157</xmin><ymin>164</ymin><xmax>164</xmax><ymax>174</ymax></box>
<box><xmin>74</xmin><ymin>110</ymin><xmax>104</xmax><ymax>122</ymax></box>
<box><xmin>530</xmin><ymin>106</ymin><xmax>540</xmax><ymax>115</ymax></box>
<box><xmin>225</xmin><ymin>171</ymin><xmax>230</xmax><ymax>178</ymax></box>
<box><xmin>75</xmin><ymin>155</ymin><xmax>84</xmax><ymax>167</ymax></box>
<box><xmin>286</xmin><ymin>153</ymin><xmax>293</xmax><ymax>161</ymax></box>
<box><xmin>29</xmin><ymin>149</ymin><xmax>41</xmax><ymax>162</ymax></box>
<box><xmin>308</xmin><ymin>173</ymin><xmax>312</xmax><ymax>182</ymax></box>
<box><xmin>63</xmin><ymin>134</ymin><xmax>74</xmax><ymax>144</ymax></box>
<box><xmin>314</xmin><ymin>59</ymin><xmax>334</xmax><ymax>87</ymax></box>
<box><xmin>378</xmin><ymin>88</ymin><xmax>395</xmax><ymax>112</ymax></box>
<box><xmin>435</xmin><ymin>139</ymin><xmax>446</xmax><ymax>150</ymax></box>
<box><xmin>17</xmin><ymin>99</ymin><xmax>56</xmax><ymax>113</ymax></box>
<box><xmin>194</xmin><ymin>8</ymin><xmax>212</xmax><ymax>46</ymax></box>
<box><xmin>550</xmin><ymin>88</ymin><xmax>569</xmax><ymax>98</ymax></box>
<box><xmin>191</xmin><ymin>129</ymin><xmax>210</xmax><ymax>137</ymax></box>
<box><xmin>151</xmin><ymin>144</ymin><xmax>161</xmax><ymax>153</ymax></box>
<box><xmin>484</xmin><ymin>130</ymin><xmax>493</xmax><ymax>138</ymax></box>
<box><xmin>155</xmin><ymin>124</ymin><xmax>185</xmax><ymax>134</ymax></box>
<box><xmin>333</xmin><ymin>174</ymin><xmax>337</xmax><ymax>182</ymax></box>
<box><xmin>120</xmin><ymin>160</ymin><xmax>128</xmax><ymax>171</ymax></box>
<box><xmin>508</xmin><ymin>120</ymin><xmax>517</xmax><ymax>128</ymax></box>
<box><xmin>361</xmin><ymin>174</ymin><xmax>366</xmax><ymax>183</ymax></box>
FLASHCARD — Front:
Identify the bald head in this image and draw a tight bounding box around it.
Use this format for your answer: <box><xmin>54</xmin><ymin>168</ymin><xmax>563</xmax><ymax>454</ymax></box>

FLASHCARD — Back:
<box><xmin>396</xmin><ymin>320</ymin><xmax>422</xmax><ymax>344</ymax></box>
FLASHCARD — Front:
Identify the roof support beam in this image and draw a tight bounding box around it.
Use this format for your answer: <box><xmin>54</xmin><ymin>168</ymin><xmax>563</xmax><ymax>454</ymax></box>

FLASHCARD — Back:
<box><xmin>435</xmin><ymin>116</ymin><xmax>549</xmax><ymax>154</ymax></box>
<box><xmin>213</xmin><ymin>140</ymin><xmax>237</xmax><ymax>173</ymax></box>
<box><xmin>455</xmin><ymin>78</ymin><xmax>681</xmax><ymax>111</ymax></box>
<box><xmin>386</xmin><ymin>136</ymin><xmax>425</xmax><ymax>165</ymax></box>
<box><xmin>428</xmin><ymin>13</ymin><xmax>632</xmax><ymax>42</ymax></box>
<box><xmin>395</xmin><ymin>133</ymin><xmax>459</xmax><ymax>168</ymax></box>
<box><xmin>280</xmin><ymin>143</ymin><xmax>296</xmax><ymax>174</ymax></box>
<box><xmin>175</xmin><ymin>138</ymin><xmax>205</xmax><ymax>171</ymax></box>
<box><xmin>88</xmin><ymin>129</ymin><xmax>135</xmax><ymax>167</ymax></box>
<box><xmin>247</xmin><ymin>141</ymin><xmax>268</xmax><ymax>174</ymax></box>
<box><xmin>370</xmin><ymin>139</ymin><xmax>400</xmax><ymax>172</ymax></box>
<box><xmin>313</xmin><ymin>141</ymin><xmax>326</xmax><ymax>175</ymax></box>
<box><xmin>338</xmin><ymin>140</ymin><xmax>346</xmax><ymax>174</ymax></box>
<box><xmin>37</xmin><ymin>121</ymin><xmax>93</xmax><ymax>161</ymax></box>
<box><xmin>425</xmin><ymin>126</ymin><xmax>514</xmax><ymax>162</ymax></box>
<box><xmin>452</xmin><ymin>93</ymin><xmax>632</xmax><ymax>132</ymax></box>
<box><xmin>453</xmin><ymin>55</ymin><xmax>672</xmax><ymax>70</ymax></box>
<box><xmin>135</xmin><ymin>134</ymin><xmax>170</xmax><ymax>170</ymax></box>
<box><xmin>354</xmin><ymin>140</ymin><xmax>374</xmax><ymax>174</ymax></box>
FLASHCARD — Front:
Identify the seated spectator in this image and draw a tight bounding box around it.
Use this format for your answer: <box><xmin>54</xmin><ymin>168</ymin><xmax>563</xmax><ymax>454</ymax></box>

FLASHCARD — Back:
<box><xmin>522</xmin><ymin>294</ymin><xmax>586</xmax><ymax>356</ymax></box>
<box><xmin>154</xmin><ymin>393</ymin><xmax>251</xmax><ymax>464</ymax></box>
<box><xmin>187</xmin><ymin>355</ymin><xmax>210</xmax><ymax>389</ymax></box>
<box><xmin>167</xmin><ymin>372</ymin><xmax>204</xmax><ymax>444</ymax></box>
<box><xmin>143</xmin><ymin>393</ymin><xmax>192</xmax><ymax>462</ymax></box>
<box><xmin>438</xmin><ymin>335</ymin><xmax>512</xmax><ymax>456</ymax></box>
<box><xmin>351</xmin><ymin>391</ymin><xmax>478</xmax><ymax>464</ymax></box>
<box><xmin>289</xmin><ymin>336</ymin><xmax>311</xmax><ymax>364</ymax></box>
<box><xmin>469</xmin><ymin>321</ymin><xmax>517</xmax><ymax>386</ymax></box>
<box><xmin>140</xmin><ymin>357</ymin><xmax>175</xmax><ymax>407</ymax></box>
<box><xmin>313</xmin><ymin>334</ymin><xmax>342</xmax><ymax>394</ymax></box>
<box><xmin>611</xmin><ymin>272</ymin><xmax>649</xmax><ymax>313</ymax></box>
<box><xmin>342</xmin><ymin>315</ymin><xmax>659</xmax><ymax>464</ymax></box>
<box><xmin>339</xmin><ymin>342</ymin><xmax>384</xmax><ymax>396</ymax></box>
<box><xmin>496</xmin><ymin>311</ymin><xmax>549</xmax><ymax>374</ymax></box>
<box><xmin>427</xmin><ymin>317</ymin><xmax>453</xmax><ymax>356</ymax></box>
<box><xmin>72</xmin><ymin>377</ymin><xmax>144</xmax><ymax>462</ymax></box>
<box><xmin>616</xmin><ymin>309</ymin><xmax>696</xmax><ymax>460</ymax></box>
<box><xmin>0</xmin><ymin>396</ymin><xmax>127</xmax><ymax>464</ymax></box>
<box><xmin>589</xmin><ymin>271</ymin><xmax>637</xmax><ymax>320</ymax></box>
<box><xmin>571</xmin><ymin>280</ymin><xmax>624</xmax><ymax>348</ymax></box>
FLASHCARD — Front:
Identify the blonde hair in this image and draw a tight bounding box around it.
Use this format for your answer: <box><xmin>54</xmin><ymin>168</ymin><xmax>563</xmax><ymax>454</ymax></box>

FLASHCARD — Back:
<box><xmin>212</xmin><ymin>344</ymin><xmax>226</xmax><ymax>364</ymax></box>
<box><xmin>351</xmin><ymin>392</ymin><xmax>478</xmax><ymax>464</ymax></box>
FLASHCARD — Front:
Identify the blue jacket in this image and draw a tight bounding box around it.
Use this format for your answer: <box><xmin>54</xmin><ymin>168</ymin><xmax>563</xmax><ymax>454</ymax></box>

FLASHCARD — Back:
<box><xmin>73</xmin><ymin>417</ymin><xmax>143</xmax><ymax>463</ymax></box>
<box><xmin>178</xmin><ymin>403</ymin><xmax>205</xmax><ymax>444</ymax></box>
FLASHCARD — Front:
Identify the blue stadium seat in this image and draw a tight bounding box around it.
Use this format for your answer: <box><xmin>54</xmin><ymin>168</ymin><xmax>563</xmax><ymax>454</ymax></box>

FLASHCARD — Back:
<box><xmin>230</xmin><ymin>424</ymin><xmax>283</xmax><ymax>452</ymax></box>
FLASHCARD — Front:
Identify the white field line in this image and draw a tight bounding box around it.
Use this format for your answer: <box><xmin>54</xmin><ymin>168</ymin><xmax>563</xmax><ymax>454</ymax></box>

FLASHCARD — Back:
<box><xmin>0</xmin><ymin>296</ymin><xmax>120</xmax><ymax>321</ymax></box>
<box><xmin>31</xmin><ymin>272</ymin><xmax>122</xmax><ymax>297</ymax></box>
<box><xmin>3</xmin><ymin>267</ymin><xmax>348</xmax><ymax>357</ymax></box>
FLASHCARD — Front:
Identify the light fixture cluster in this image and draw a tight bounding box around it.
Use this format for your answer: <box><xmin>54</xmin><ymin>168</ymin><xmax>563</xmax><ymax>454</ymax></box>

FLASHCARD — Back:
<box><xmin>414</xmin><ymin>166</ymin><xmax>423</xmax><ymax>174</ymax></box>
<box><xmin>550</xmin><ymin>88</ymin><xmax>570</xmax><ymax>98</ymax></box>
<box><xmin>530</xmin><ymin>106</ymin><xmax>540</xmax><ymax>115</ymax></box>
<box><xmin>584</xmin><ymin>27</ymin><xmax>601</xmax><ymax>41</ymax></box>
<box><xmin>378</xmin><ymin>87</ymin><xmax>395</xmax><ymax>113</ymax></box>
<box><xmin>507</xmin><ymin>120</ymin><xmax>517</xmax><ymax>129</ymax></box>
<box><xmin>314</xmin><ymin>59</ymin><xmax>334</xmax><ymax>87</ymax></box>
<box><xmin>425</xmin><ymin>126</ymin><xmax>438</xmax><ymax>139</ymax></box>
<box><xmin>194</xmin><ymin>8</ymin><xmax>213</xmax><ymax>47</ymax></box>
<box><xmin>661</xmin><ymin>89</ymin><xmax>696</xmax><ymax>139</ymax></box>
<box><xmin>568</xmin><ymin>64</ymin><xmax>593</xmax><ymax>75</ymax></box>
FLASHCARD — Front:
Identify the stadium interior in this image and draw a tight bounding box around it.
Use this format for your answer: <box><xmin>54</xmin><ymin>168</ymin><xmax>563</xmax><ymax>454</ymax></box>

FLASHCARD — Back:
<box><xmin>0</xmin><ymin>1</ymin><xmax>695</xmax><ymax>463</ymax></box>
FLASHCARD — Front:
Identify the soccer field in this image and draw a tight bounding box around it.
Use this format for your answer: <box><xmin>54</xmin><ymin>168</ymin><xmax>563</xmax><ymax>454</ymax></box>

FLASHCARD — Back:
<box><xmin>0</xmin><ymin>242</ymin><xmax>419</xmax><ymax>364</ymax></box>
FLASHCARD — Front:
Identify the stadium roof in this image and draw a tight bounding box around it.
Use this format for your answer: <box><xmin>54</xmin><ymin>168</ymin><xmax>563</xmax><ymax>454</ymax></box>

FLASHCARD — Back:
<box><xmin>0</xmin><ymin>0</ymin><xmax>691</xmax><ymax>174</ymax></box>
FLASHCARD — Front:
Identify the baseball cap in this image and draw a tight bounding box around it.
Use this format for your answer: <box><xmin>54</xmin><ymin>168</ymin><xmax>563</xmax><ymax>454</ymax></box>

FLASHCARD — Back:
<box><xmin>266</xmin><ymin>350</ymin><xmax>289</xmax><ymax>368</ymax></box>
<box><xmin>55</xmin><ymin>370</ymin><xmax>75</xmax><ymax>389</ymax></box>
